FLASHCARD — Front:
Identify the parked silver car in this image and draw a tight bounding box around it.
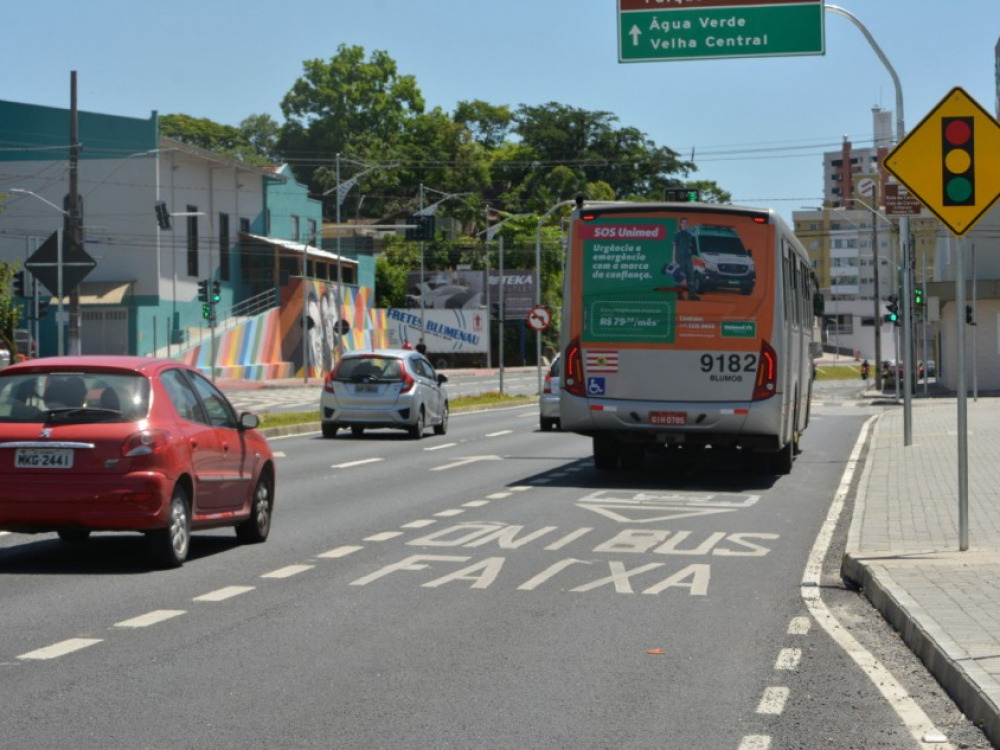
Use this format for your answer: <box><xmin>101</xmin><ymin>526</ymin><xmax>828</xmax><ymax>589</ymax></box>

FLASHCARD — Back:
<box><xmin>539</xmin><ymin>353</ymin><xmax>561</xmax><ymax>431</ymax></box>
<box><xmin>320</xmin><ymin>349</ymin><xmax>448</xmax><ymax>439</ymax></box>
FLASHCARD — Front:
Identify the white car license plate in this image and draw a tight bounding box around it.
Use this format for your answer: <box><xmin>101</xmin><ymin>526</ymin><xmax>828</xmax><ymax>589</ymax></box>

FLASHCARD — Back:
<box><xmin>15</xmin><ymin>448</ymin><xmax>74</xmax><ymax>469</ymax></box>
<box><xmin>355</xmin><ymin>384</ymin><xmax>378</xmax><ymax>394</ymax></box>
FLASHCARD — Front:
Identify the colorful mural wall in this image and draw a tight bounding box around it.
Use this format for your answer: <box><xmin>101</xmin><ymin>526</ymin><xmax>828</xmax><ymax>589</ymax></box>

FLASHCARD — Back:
<box><xmin>182</xmin><ymin>279</ymin><xmax>389</xmax><ymax>380</ymax></box>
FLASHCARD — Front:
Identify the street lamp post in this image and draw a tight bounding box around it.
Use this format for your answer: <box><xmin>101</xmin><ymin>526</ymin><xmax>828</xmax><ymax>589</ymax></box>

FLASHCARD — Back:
<box><xmin>416</xmin><ymin>186</ymin><xmax>472</xmax><ymax>343</ymax></box>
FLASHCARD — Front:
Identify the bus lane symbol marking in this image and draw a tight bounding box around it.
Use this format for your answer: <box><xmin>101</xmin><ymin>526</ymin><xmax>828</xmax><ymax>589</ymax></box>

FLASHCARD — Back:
<box><xmin>577</xmin><ymin>490</ymin><xmax>760</xmax><ymax>524</ymax></box>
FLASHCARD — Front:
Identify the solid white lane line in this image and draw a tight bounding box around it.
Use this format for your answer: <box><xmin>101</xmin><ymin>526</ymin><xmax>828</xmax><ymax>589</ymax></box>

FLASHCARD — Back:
<box><xmin>434</xmin><ymin>509</ymin><xmax>465</xmax><ymax>517</ymax></box>
<box><xmin>193</xmin><ymin>585</ymin><xmax>255</xmax><ymax>602</ymax></box>
<box><xmin>261</xmin><ymin>564</ymin><xmax>314</xmax><ymax>579</ymax></box>
<box><xmin>115</xmin><ymin>610</ymin><xmax>186</xmax><ymax>628</ymax></box>
<box><xmin>485</xmin><ymin>430</ymin><xmax>513</xmax><ymax>437</ymax></box>
<box><xmin>19</xmin><ymin>638</ymin><xmax>102</xmax><ymax>660</ymax></box>
<box><xmin>424</xmin><ymin>442</ymin><xmax>456</xmax><ymax>451</ymax></box>
<box><xmin>332</xmin><ymin>457</ymin><xmax>384</xmax><ymax>469</ymax></box>
<box><xmin>802</xmin><ymin>415</ymin><xmax>954</xmax><ymax>749</ymax></box>
<box><xmin>787</xmin><ymin>616</ymin><xmax>811</xmax><ymax>635</ymax></box>
<box><xmin>364</xmin><ymin>531</ymin><xmax>404</xmax><ymax>542</ymax></box>
<box><xmin>317</xmin><ymin>545</ymin><xmax>363</xmax><ymax>559</ymax></box>
<box><xmin>756</xmin><ymin>686</ymin><xmax>790</xmax><ymax>715</ymax></box>
<box><xmin>400</xmin><ymin>520</ymin><xmax>436</xmax><ymax>529</ymax></box>
<box><xmin>774</xmin><ymin>648</ymin><xmax>801</xmax><ymax>671</ymax></box>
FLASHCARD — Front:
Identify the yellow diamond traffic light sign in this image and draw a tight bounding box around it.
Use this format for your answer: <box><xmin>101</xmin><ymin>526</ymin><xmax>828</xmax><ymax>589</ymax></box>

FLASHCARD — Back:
<box><xmin>883</xmin><ymin>87</ymin><xmax>1000</xmax><ymax>237</ymax></box>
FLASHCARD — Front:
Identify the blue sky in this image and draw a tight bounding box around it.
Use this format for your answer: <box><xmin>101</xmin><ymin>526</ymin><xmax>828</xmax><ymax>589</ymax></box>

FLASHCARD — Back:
<box><xmin>2</xmin><ymin>1</ymin><xmax>998</xmax><ymax>225</ymax></box>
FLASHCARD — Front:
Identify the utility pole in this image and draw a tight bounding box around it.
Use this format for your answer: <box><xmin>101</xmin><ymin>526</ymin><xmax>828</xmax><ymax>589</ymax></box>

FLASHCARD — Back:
<box><xmin>67</xmin><ymin>71</ymin><xmax>83</xmax><ymax>356</ymax></box>
<box><xmin>872</xmin><ymin>208</ymin><xmax>883</xmax><ymax>389</ymax></box>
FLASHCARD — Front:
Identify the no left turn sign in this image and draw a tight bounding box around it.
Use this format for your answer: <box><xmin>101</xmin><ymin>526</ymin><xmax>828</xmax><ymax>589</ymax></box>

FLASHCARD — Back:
<box><xmin>527</xmin><ymin>305</ymin><xmax>551</xmax><ymax>331</ymax></box>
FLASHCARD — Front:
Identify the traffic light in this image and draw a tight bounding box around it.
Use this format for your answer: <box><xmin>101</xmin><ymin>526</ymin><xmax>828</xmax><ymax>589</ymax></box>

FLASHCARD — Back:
<box><xmin>942</xmin><ymin>117</ymin><xmax>975</xmax><ymax>207</ymax></box>
<box><xmin>37</xmin><ymin>300</ymin><xmax>49</xmax><ymax>320</ymax></box>
<box><xmin>885</xmin><ymin>295</ymin><xmax>899</xmax><ymax>325</ymax></box>
<box><xmin>12</xmin><ymin>270</ymin><xmax>25</xmax><ymax>298</ymax></box>
<box><xmin>665</xmin><ymin>187</ymin><xmax>700</xmax><ymax>202</ymax></box>
<box><xmin>202</xmin><ymin>303</ymin><xmax>212</xmax><ymax>320</ymax></box>
<box><xmin>211</xmin><ymin>280</ymin><xmax>221</xmax><ymax>304</ymax></box>
<box><xmin>197</xmin><ymin>279</ymin><xmax>209</xmax><ymax>303</ymax></box>
<box><xmin>913</xmin><ymin>287</ymin><xmax>924</xmax><ymax>306</ymax></box>
<box><xmin>405</xmin><ymin>215</ymin><xmax>435</xmax><ymax>241</ymax></box>
<box><xmin>155</xmin><ymin>201</ymin><xmax>172</xmax><ymax>230</ymax></box>
<box><xmin>966</xmin><ymin>305</ymin><xmax>976</xmax><ymax>325</ymax></box>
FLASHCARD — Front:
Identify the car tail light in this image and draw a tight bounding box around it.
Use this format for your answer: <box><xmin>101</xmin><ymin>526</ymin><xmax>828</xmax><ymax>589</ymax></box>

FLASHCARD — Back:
<box><xmin>752</xmin><ymin>340</ymin><xmax>778</xmax><ymax>401</ymax></box>
<box><xmin>323</xmin><ymin>370</ymin><xmax>337</xmax><ymax>394</ymax></box>
<box><xmin>543</xmin><ymin>370</ymin><xmax>553</xmax><ymax>394</ymax></box>
<box><xmin>399</xmin><ymin>368</ymin><xmax>415</xmax><ymax>393</ymax></box>
<box><xmin>564</xmin><ymin>338</ymin><xmax>586</xmax><ymax>397</ymax></box>
<box><xmin>123</xmin><ymin>429</ymin><xmax>172</xmax><ymax>457</ymax></box>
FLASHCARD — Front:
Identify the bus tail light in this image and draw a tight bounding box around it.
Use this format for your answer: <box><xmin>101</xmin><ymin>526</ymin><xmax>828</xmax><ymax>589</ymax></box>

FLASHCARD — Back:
<box><xmin>752</xmin><ymin>340</ymin><xmax>778</xmax><ymax>401</ymax></box>
<box><xmin>564</xmin><ymin>338</ymin><xmax>586</xmax><ymax>397</ymax></box>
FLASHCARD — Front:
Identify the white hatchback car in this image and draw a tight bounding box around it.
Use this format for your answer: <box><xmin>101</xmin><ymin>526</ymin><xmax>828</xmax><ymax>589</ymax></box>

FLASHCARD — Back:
<box><xmin>320</xmin><ymin>349</ymin><xmax>449</xmax><ymax>439</ymax></box>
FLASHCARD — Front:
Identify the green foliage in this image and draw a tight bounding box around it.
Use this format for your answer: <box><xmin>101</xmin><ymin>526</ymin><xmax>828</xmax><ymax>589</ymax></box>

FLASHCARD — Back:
<box><xmin>0</xmin><ymin>261</ymin><xmax>22</xmax><ymax>357</ymax></box>
<box><xmin>160</xmin><ymin>114</ymin><xmax>275</xmax><ymax>166</ymax></box>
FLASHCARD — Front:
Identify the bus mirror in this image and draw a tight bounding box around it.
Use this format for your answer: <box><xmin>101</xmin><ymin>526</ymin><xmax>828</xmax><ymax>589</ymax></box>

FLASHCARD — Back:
<box><xmin>812</xmin><ymin>292</ymin><xmax>825</xmax><ymax>317</ymax></box>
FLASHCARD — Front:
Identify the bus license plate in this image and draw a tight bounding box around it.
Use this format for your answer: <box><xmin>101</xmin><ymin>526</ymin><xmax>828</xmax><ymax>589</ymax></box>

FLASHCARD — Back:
<box><xmin>650</xmin><ymin>411</ymin><xmax>686</xmax><ymax>426</ymax></box>
<box><xmin>15</xmin><ymin>449</ymin><xmax>74</xmax><ymax>469</ymax></box>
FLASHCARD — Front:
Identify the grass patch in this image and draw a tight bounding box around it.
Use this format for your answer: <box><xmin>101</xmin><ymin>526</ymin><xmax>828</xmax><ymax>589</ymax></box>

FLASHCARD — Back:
<box><xmin>257</xmin><ymin>391</ymin><xmax>535</xmax><ymax>429</ymax></box>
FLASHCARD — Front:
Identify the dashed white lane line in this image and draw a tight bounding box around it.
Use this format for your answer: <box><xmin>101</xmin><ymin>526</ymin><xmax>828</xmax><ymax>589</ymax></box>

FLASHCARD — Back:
<box><xmin>486</xmin><ymin>492</ymin><xmax>512</xmax><ymax>499</ymax></box>
<box><xmin>115</xmin><ymin>610</ymin><xmax>186</xmax><ymax>628</ymax></box>
<box><xmin>364</xmin><ymin>531</ymin><xmax>404</xmax><ymax>542</ymax></box>
<box><xmin>332</xmin><ymin>457</ymin><xmax>384</xmax><ymax>469</ymax></box>
<box><xmin>756</xmin><ymin>686</ymin><xmax>790</xmax><ymax>715</ymax></box>
<box><xmin>193</xmin><ymin>585</ymin><xmax>255</xmax><ymax>602</ymax></box>
<box><xmin>463</xmin><ymin>500</ymin><xmax>489</xmax><ymax>507</ymax></box>
<box><xmin>774</xmin><ymin>648</ymin><xmax>801</xmax><ymax>671</ymax></box>
<box><xmin>19</xmin><ymin>638</ymin><xmax>102</xmax><ymax>660</ymax></box>
<box><xmin>737</xmin><ymin>736</ymin><xmax>771</xmax><ymax>750</ymax></box>
<box><xmin>509</xmin><ymin>486</ymin><xmax>532</xmax><ymax>491</ymax></box>
<box><xmin>401</xmin><ymin>520</ymin><xmax>436</xmax><ymax>528</ymax></box>
<box><xmin>434</xmin><ymin>509</ymin><xmax>465</xmax><ymax>517</ymax></box>
<box><xmin>272</xmin><ymin>451</ymin><xmax>287</xmax><ymax>458</ymax></box>
<box><xmin>787</xmin><ymin>616</ymin><xmax>811</xmax><ymax>635</ymax></box>
<box><xmin>261</xmin><ymin>564</ymin><xmax>314</xmax><ymax>579</ymax></box>
<box><xmin>485</xmin><ymin>430</ymin><xmax>513</xmax><ymax>437</ymax></box>
<box><xmin>801</xmin><ymin>415</ymin><xmax>955</xmax><ymax>749</ymax></box>
<box><xmin>424</xmin><ymin>442</ymin><xmax>456</xmax><ymax>451</ymax></box>
<box><xmin>317</xmin><ymin>545</ymin><xmax>363</xmax><ymax>559</ymax></box>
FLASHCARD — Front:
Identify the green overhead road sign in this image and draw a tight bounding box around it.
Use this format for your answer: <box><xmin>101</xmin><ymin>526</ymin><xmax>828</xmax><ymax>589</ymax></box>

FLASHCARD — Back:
<box><xmin>618</xmin><ymin>0</ymin><xmax>825</xmax><ymax>63</ymax></box>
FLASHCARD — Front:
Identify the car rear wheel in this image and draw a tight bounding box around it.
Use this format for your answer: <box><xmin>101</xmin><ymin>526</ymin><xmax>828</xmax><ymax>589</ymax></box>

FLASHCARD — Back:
<box><xmin>540</xmin><ymin>417</ymin><xmax>554</xmax><ymax>432</ymax></box>
<box><xmin>148</xmin><ymin>485</ymin><xmax>191</xmax><ymax>568</ymax></box>
<box><xmin>433</xmin><ymin>403</ymin><xmax>449</xmax><ymax>436</ymax></box>
<box><xmin>409</xmin><ymin>408</ymin><xmax>426</xmax><ymax>440</ymax></box>
<box><xmin>322</xmin><ymin>423</ymin><xmax>338</xmax><ymax>439</ymax></box>
<box><xmin>351</xmin><ymin>426</ymin><xmax>365</xmax><ymax>437</ymax></box>
<box><xmin>236</xmin><ymin>471</ymin><xmax>273</xmax><ymax>544</ymax></box>
<box><xmin>57</xmin><ymin>529</ymin><xmax>91</xmax><ymax>544</ymax></box>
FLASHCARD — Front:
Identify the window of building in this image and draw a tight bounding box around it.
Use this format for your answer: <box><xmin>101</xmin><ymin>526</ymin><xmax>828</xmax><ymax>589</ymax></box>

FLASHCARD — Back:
<box><xmin>291</xmin><ymin>215</ymin><xmax>300</xmax><ymax>241</ymax></box>
<box><xmin>308</xmin><ymin>219</ymin><xmax>317</xmax><ymax>242</ymax></box>
<box><xmin>186</xmin><ymin>205</ymin><xmax>198</xmax><ymax>277</ymax></box>
<box><xmin>240</xmin><ymin>217</ymin><xmax>250</xmax><ymax>233</ymax></box>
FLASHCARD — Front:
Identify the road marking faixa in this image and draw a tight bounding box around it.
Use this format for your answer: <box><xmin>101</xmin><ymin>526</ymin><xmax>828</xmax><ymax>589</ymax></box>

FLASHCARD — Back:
<box><xmin>19</xmin><ymin>638</ymin><xmax>102</xmax><ymax>660</ymax></box>
<box><xmin>115</xmin><ymin>610</ymin><xmax>186</xmax><ymax>628</ymax></box>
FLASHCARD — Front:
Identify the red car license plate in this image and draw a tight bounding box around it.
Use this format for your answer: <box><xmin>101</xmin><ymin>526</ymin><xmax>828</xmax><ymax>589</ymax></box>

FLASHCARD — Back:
<box><xmin>650</xmin><ymin>411</ymin><xmax>686</xmax><ymax>426</ymax></box>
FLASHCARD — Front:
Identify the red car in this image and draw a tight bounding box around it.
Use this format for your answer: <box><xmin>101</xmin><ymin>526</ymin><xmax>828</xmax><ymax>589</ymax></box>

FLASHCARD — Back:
<box><xmin>0</xmin><ymin>356</ymin><xmax>276</xmax><ymax>568</ymax></box>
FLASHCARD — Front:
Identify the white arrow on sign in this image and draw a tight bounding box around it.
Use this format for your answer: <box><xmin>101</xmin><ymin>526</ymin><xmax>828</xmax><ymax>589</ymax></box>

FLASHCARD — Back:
<box><xmin>630</xmin><ymin>24</ymin><xmax>642</xmax><ymax>46</ymax></box>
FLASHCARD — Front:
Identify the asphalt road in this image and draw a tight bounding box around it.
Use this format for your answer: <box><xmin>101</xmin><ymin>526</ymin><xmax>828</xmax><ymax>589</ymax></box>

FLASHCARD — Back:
<box><xmin>0</xmin><ymin>383</ymin><xmax>991</xmax><ymax>749</ymax></box>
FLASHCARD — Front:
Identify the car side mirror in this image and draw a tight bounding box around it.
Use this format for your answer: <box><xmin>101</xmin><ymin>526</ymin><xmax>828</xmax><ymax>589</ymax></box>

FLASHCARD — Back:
<box><xmin>437</xmin><ymin>374</ymin><xmax>448</xmax><ymax>385</ymax></box>
<box><xmin>239</xmin><ymin>412</ymin><xmax>260</xmax><ymax>430</ymax></box>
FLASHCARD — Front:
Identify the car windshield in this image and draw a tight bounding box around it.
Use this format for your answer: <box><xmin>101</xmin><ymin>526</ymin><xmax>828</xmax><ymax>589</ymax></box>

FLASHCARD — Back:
<box><xmin>0</xmin><ymin>371</ymin><xmax>151</xmax><ymax>424</ymax></box>
<box><xmin>334</xmin><ymin>357</ymin><xmax>405</xmax><ymax>382</ymax></box>
<box><xmin>695</xmin><ymin>227</ymin><xmax>749</xmax><ymax>256</ymax></box>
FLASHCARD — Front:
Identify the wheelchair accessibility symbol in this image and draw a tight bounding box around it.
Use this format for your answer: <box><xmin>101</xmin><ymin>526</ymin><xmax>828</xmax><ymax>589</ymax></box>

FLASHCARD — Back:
<box><xmin>587</xmin><ymin>377</ymin><xmax>606</xmax><ymax>395</ymax></box>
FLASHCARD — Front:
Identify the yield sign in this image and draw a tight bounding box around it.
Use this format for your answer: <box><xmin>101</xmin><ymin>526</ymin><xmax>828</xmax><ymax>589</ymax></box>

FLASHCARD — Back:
<box><xmin>24</xmin><ymin>231</ymin><xmax>97</xmax><ymax>296</ymax></box>
<box><xmin>883</xmin><ymin>87</ymin><xmax>1000</xmax><ymax>237</ymax></box>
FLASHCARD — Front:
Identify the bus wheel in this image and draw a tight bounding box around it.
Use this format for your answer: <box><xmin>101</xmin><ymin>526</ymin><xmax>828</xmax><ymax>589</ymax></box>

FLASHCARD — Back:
<box><xmin>769</xmin><ymin>440</ymin><xmax>794</xmax><ymax>475</ymax></box>
<box><xmin>593</xmin><ymin>436</ymin><xmax>620</xmax><ymax>470</ymax></box>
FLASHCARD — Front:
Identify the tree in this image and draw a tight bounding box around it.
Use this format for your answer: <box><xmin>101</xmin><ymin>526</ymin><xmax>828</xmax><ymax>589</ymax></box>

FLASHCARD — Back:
<box><xmin>0</xmin><ymin>261</ymin><xmax>22</xmax><ymax>358</ymax></box>
<box><xmin>159</xmin><ymin>113</ymin><xmax>274</xmax><ymax>166</ymax></box>
<box><xmin>279</xmin><ymin>45</ymin><xmax>425</xmax><ymax>200</ymax></box>
<box><xmin>239</xmin><ymin>114</ymin><xmax>281</xmax><ymax>162</ymax></box>
<box><xmin>453</xmin><ymin>100</ymin><xmax>514</xmax><ymax>150</ymax></box>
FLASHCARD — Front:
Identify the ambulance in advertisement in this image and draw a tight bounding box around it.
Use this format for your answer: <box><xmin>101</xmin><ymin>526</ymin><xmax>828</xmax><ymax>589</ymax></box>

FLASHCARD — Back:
<box><xmin>559</xmin><ymin>201</ymin><xmax>817</xmax><ymax>474</ymax></box>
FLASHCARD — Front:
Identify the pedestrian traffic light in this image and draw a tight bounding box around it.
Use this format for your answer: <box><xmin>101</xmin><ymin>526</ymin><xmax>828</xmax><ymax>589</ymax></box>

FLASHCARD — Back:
<box><xmin>942</xmin><ymin>117</ymin><xmax>975</xmax><ymax>207</ymax></box>
<box><xmin>211</xmin><ymin>280</ymin><xmax>221</xmax><ymax>304</ymax></box>
<box><xmin>12</xmin><ymin>270</ymin><xmax>25</xmax><ymax>298</ymax></box>
<box><xmin>197</xmin><ymin>279</ymin><xmax>209</xmax><ymax>303</ymax></box>
<box><xmin>155</xmin><ymin>201</ymin><xmax>172</xmax><ymax>230</ymax></box>
<box><xmin>966</xmin><ymin>305</ymin><xmax>976</xmax><ymax>325</ymax></box>
<box><xmin>665</xmin><ymin>187</ymin><xmax>700</xmax><ymax>202</ymax></box>
<box><xmin>913</xmin><ymin>287</ymin><xmax>924</xmax><ymax>306</ymax></box>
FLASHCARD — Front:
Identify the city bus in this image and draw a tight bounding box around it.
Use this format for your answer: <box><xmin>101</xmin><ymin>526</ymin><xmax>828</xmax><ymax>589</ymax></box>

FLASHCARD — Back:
<box><xmin>559</xmin><ymin>201</ymin><xmax>819</xmax><ymax>474</ymax></box>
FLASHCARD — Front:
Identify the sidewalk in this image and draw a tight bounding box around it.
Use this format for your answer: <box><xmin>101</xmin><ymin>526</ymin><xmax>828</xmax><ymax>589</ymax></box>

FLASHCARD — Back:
<box><xmin>843</xmin><ymin>394</ymin><xmax>1000</xmax><ymax>746</ymax></box>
